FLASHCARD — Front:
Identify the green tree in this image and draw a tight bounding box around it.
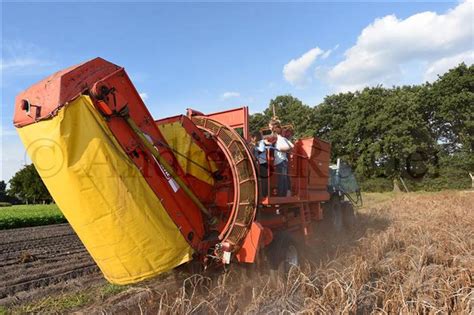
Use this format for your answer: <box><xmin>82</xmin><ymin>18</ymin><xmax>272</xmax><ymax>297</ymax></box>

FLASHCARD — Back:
<box><xmin>7</xmin><ymin>164</ymin><xmax>52</xmax><ymax>204</ymax></box>
<box><xmin>249</xmin><ymin>112</ymin><xmax>269</xmax><ymax>134</ymax></box>
<box><xmin>248</xmin><ymin>63</ymin><xmax>473</xmax><ymax>191</ymax></box>
<box><xmin>267</xmin><ymin>95</ymin><xmax>316</xmax><ymax>137</ymax></box>
<box><xmin>0</xmin><ymin>180</ymin><xmax>7</xmax><ymax>202</ymax></box>
<box><xmin>249</xmin><ymin>95</ymin><xmax>316</xmax><ymax>137</ymax></box>
<box><xmin>313</xmin><ymin>92</ymin><xmax>354</xmax><ymax>162</ymax></box>
<box><xmin>421</xmin><ymin>63</ymin><xmax>474</xmax><ymax>154</ymax></box>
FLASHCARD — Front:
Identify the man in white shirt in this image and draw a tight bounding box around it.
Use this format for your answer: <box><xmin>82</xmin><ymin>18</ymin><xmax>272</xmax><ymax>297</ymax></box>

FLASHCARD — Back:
<box><xmin>272</xmin><ymin>124</ymin><xmax>294</xmax><ymax>197</ymax></box>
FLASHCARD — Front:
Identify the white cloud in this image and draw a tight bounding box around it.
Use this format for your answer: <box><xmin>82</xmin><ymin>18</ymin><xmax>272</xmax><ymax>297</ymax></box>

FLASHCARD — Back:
<box><xmin>424</xmin><ymin>50</ymin><xmax>474</xmax><ymax>81</ymax></box>
<box><xmin>327</xmin><ymin>0</ymin><xmax>474</xmax><ymax>91</ymax></box>
<box><xmin>139</xmin><ymin>92</ymin><xmax>149</xmax><ymax>100</ymax></box>
<box><xmin>283</xmin><ymin>47</ymin><xmax>324</xmax><ymax>86</ymax></box>
<box><xmin>1</xmin><ymin>40</ymin><xmax>55</xmax><ymax>77</ymax></box>
<box><xmin>221</xmin><ymin>91</ymin><xmax>240</xmax><ymax>100</ymax></box>
<box><xmin>321</xmin><ymin>44</ymin><xmax>339</xmax><ymax>60</ymax></box>
<box><xmin>0</xmin><ymin>57</ymin><xmax>45</xmax><ymax>71</ymax></box>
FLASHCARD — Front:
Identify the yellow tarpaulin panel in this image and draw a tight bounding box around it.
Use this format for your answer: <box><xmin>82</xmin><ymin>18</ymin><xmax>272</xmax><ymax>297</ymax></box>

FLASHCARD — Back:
<box><xmin>17</xmin><ymin>95</ymin><xmax>193</xmax><ymax>284</ymax></box>
<box><xmin>158</xmin><ymin>121</ymin><xmax>217</xmax><ymax>185</ymax></box>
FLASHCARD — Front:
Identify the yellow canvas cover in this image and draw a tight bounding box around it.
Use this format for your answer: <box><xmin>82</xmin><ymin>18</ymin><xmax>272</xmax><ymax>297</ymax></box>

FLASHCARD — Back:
<box><xmin>16</xmin><ymin>95</ymin><xmax>193</xmax><ymax>284</ymax></box>
<box><xmin>158</xmin><ymin>122</ymin><xmax>217</xmax><ymax>185</ymax></box>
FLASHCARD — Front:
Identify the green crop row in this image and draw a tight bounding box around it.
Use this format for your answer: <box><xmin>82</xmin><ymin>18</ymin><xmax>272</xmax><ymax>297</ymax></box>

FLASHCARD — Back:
<box><xmin>0</xmin><ymin>204</ymin><xmax>66</xmax><ymax>230</ymax></box>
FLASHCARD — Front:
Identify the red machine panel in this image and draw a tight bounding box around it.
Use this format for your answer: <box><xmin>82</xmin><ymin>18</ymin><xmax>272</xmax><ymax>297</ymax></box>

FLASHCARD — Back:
<box><xmin>14</xmin><ymin>58</ymin><xmax>120</xmax><ymax>128</ymax></box>
<box><xmin>188</xmin><ymin>107</ymin><xmax>250</xmax><ymax>140</ymax></box>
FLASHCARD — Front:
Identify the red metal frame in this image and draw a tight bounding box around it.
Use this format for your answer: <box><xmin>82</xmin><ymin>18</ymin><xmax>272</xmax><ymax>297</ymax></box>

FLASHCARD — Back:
<box><xmin>14</xmin><ymin>58</ymin><xmax>120</xmax><ymax>128</ymax></box>
<box><xmin>187</xmin><ymin>107</ymin><xmax>250</xmax><ymax>141</ymax></box>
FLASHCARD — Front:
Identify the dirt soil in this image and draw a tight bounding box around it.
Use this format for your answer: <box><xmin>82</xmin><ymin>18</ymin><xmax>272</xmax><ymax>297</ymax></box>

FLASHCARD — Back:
<box><xmin>0</xmin><ymin>224</ymin><xmax>103</xmax><ymax>307</ymax></box>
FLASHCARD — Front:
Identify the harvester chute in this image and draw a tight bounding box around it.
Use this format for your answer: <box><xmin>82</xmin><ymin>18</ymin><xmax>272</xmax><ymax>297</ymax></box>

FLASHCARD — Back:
<box><xmin>16</xmin><ymin>95</ymin><xmax>193</xmax><ymax>284</ymax></box>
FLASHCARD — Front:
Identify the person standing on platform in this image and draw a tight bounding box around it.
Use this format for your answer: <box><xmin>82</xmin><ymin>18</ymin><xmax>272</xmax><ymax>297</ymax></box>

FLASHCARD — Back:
<box><xmin>270</xmin><ymin>122</ymin><xmax>294</xmax><ymax>197</ymax></box>
<box><xmin>251</xmin><ymin>131</ymin><xmax>271</xmax><ymax>198</ymax></box>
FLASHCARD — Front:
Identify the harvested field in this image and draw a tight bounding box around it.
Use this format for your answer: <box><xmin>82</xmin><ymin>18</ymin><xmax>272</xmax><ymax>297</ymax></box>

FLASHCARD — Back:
<box><xmin>0</xmin><ymin>224</ymin><xmax>102</xmax><ymax>308</ymax></box>
<box><xmin>1</xmin><ymin>191</ymin><xmax>473</xmax><ymax>313</ymax></box>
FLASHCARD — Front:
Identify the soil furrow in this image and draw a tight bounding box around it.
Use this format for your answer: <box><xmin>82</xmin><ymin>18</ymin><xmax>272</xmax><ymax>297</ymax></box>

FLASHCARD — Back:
<box><xmin>0</xmin><ymin>224</ymin><xmax>102</xmax><ymax>305</ymax></box>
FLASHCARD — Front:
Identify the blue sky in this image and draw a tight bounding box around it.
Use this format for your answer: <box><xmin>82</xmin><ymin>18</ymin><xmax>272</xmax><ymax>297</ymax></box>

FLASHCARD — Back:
<box><xmin>1</xmin><ymin>1</ymin><xmax>473</xmax><ymax>181</ymax></box>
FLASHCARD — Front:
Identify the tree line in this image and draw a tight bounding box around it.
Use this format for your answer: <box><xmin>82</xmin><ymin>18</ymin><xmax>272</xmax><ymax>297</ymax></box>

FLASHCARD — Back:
<box><xmin>1</xmin><ymin>165</ymin><xmax>52</xmax><ymax>204</ymax></box>
<box><xmin>250</xmin><ymin>63</ymin><xmax>473</xmax><ymax>191</ymax></box>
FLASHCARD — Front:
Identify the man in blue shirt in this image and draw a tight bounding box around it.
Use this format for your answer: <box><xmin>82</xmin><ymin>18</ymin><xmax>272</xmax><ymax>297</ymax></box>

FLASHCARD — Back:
<box><xmin>250</xmin><ymin>131</ymin><xmax>271</xmax><ymax>198</ymax></box>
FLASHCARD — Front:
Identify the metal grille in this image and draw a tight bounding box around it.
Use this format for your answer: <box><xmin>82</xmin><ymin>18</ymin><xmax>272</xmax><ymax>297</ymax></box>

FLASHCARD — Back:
<box><xmin>236</xmin><ymin>204</ymin><xmax>254</xmax><ymax>225</ymax></box>
<box><xmin>191</xmin><ymin>117</ymin><xmax>205</xmax><ymax>127</ymax></box>
<box><xmin>237</xmin><ymin>161</ymin><xmax>250</xmax><ymax>180</ymax></box>
<box><xmin>202</xmin><ymin>118</ymin><xmax>220</xmax><ymax>134</ymax></box>
<box><xmin>239</xmin><ymin>180</ymin><xmax>255</xmax><ymax>204</ymax></box>
<box><xmin>218</xmin><ymin>129</ymin><xmax>233</xmax><ymax>146</ymax></box>
<box><xmin>227</xmin><ymin>225</ymin><xmax>247</xmax><ymax>245</ymax></box>
<box><xmin>229</xmin><ymin>142</ymin><xmax>244</xmax><ymax>164</ymax></box>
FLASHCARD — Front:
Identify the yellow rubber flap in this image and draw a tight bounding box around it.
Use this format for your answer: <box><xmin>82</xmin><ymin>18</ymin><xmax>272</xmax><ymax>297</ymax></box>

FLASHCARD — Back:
<box><xmin>158</xmin><ymin>121</ymin><xmax>217</xmax><ymax>185</ymax></box>
<box><xmin>17</xmin><ymin>95</ymin><xmax>193</xmax><ymax>284</ymax></box>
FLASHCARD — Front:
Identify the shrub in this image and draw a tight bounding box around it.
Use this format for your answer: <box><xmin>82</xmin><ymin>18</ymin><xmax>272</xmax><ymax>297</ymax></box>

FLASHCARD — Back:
<box><xmin>359</xmin><ymin>177</ymin><xmax>393</xmax><ymax>192</ymax></box>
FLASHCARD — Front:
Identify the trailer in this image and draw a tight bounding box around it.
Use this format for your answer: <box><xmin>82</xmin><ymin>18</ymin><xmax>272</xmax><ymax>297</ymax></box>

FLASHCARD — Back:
<box><xmin>13</xmin><ymin>57</ymin><xmax>359</xmax><ymax>284</ymax></box>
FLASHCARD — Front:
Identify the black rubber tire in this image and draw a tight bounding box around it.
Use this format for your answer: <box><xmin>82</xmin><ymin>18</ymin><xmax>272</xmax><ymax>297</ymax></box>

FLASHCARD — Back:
<box><xmin>342</xmin><ymin>201</ymin><xmax>357</xmax><ymax>228</ymax></box>
<box><xmin>329</xmin><ymin>199</ymin><xmax>343</xmax><ymax>233</ymax></box>
<box><xmin>266</xmin><ymin>231</ymin><xmax>301</xmax><ymax>274</ymax></box>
